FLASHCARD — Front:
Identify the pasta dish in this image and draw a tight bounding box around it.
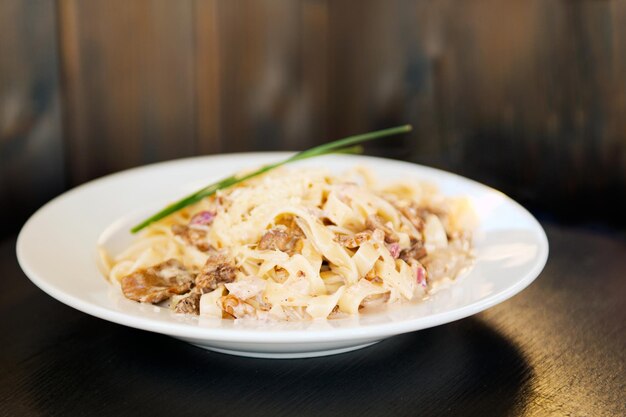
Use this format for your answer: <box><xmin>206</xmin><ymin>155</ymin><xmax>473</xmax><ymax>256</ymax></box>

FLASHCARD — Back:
<box><xmin>100</xmin><ymin>167</ymin><xmax>476</xmax><ymax>320</ymax></box>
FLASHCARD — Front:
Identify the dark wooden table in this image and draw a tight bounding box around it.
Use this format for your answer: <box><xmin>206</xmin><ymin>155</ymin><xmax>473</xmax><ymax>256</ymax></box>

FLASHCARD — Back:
<box><xmin>1</xmin><ymin>222</ymin><xmax>624</xmax><ymax>416</ymax></box>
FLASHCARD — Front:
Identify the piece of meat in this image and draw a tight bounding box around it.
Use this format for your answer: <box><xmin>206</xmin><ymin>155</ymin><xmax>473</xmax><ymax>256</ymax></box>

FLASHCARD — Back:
<box><xmin>195</xmin><ymin>252</ymin><xmax>237</xmax><ymax>293</ymax></box>
<box><xmin>399</xmin><ymin>240</ymin><xmax>427</xmax><ymax>263</ymax></box>
<box><xmin>174</xmin><ymin>292</ymin><xmax>201</xmax><ymax>314</ymax></box>
<box><xmin>121</xmin><ymin>259</ymin><xmax>194</xmax><ymax>304</ymax></box>
<box><xmin>189</xmin><ymin>210</ymin><xmax>216</xmax><ymax>226</ymax></box>
<box><xmin>386</xmin><ymin>242</ymin><xmax>401</xmax><ymax>258</ymax></box>
<box><xmin>416</xmin><ymin>265</ymin><xmax>427</xmax><ymax>288</ymax></box>
<box><xmin>365</xmin><ymin>215</ymin><xmax>399</xmax><ymax>243</ymax></box>
<box><xmin>395</xmin><ymin>203</ymin><xmax>426</xmax><ymax>231</ymax></box>
<box><xmin>258</xmin><ymin>224</ymin><xmax>303</xmax><ymax>253</ymax></box>
<box><xmin>335</xmin><ymin>231</ymin><xmax>372</xmax><ymax>248</ymax></box>
<box><xmin>172</xmin><ymin>224</ymin><xmax>212</xmax><ymax>252</ymax></box>
<box><xmin>258</xmin><ymin>228</ymin><xmax>291</xmax><ymax>251</ymax></box>
<box><xmin>396</xmin><ymin>203</ymin><xmax>445</xmax><ymax>233</ymax></box>
<box><xmin>220</xmin><ymin>294</ymin><xmax>257</xmax><ymax>319</ymax></box>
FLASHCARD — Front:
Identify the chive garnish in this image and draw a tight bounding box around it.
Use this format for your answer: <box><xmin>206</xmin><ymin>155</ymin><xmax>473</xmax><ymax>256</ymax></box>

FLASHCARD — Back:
<box><xmin>131</xmin><ymin>125</ymin><xmax>412</xmax><ymax>233</ymax></box>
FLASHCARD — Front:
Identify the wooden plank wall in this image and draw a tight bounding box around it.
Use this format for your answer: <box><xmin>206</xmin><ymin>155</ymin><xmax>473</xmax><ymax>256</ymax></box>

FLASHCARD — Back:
<box><xmin>1</xmin><ymin>0</ymin><xmax>626</xmax><ymax>236</ymax></box>
<box><xmin>57</xmin><ymin>0</ymin><xmax>197</xmax><ymax>183</ymax></box>
<box><xmin>0</xmin><ymin>0</ymin><xmax>64</xmax><ymax>236</ymax></box>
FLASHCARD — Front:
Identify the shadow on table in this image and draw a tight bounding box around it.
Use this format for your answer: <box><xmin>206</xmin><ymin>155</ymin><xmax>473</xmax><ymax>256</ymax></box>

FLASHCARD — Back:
<box><xmin>22</xmin><ymin>315</ymin><xmax>533</xmax><ymax>417</ymax></box>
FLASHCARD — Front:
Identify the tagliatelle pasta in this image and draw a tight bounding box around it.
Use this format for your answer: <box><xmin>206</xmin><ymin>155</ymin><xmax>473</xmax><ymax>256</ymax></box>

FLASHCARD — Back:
<box><xmin>100</xmin><ymin>166</ymin><xmax>476</xmax><ymax>320</ymax></box>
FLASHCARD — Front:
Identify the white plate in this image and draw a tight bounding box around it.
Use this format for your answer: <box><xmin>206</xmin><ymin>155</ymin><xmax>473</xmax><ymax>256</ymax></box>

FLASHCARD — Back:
<box><xmin>17</xmin><ymin>153</ymin><xmax>548</xmax><ymax>359</ymax></box>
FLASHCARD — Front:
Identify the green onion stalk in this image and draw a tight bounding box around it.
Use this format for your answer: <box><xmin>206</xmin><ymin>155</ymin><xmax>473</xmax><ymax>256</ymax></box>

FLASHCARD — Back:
<box><xmin>131</xmin><ymin>125</ymin><xmax>412</xmax><ymax>233</ymax></box>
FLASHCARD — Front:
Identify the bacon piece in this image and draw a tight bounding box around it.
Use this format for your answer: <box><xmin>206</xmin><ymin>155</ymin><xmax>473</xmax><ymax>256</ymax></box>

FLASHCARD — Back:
<box><xmin>121</xmin><ymin>259</ymin><xmax>194</xmax><ymax>304</ymax></box>
<box><xmin>258</xmin><ymin>224</ymin><xmax>303</xmax><ymax>253</ymax></box>
<box><xmin>174</xmin><ymin>292</ymin><xmax>201</xmax><ymax>314</ymax></box>
<box><xmin>396</xmin><ymin>203</ymin><xmax>444</xmax><ymax>233</ymax></box>
<box><xmin>172</xmin><ymin>224</ymin><xmax>212</xmax><ymax>252</ymax></box>
<box><xmin>386</xmin><ymin>242</ymin><xmax>400</xmax><ymax>259</ymax></box>
<box><xmin>195</xmin><ymin>252</ymin><xmax>237</xmax><ymax>293</ymax></box>
<box><xmin>365</xmin><ymin>215</ymin><xmax>399</xmax><ymax>243</ymax></box>
<box><xmin>190</xmin><ymin>211</ymin><xmax>216</xmax><ymax>226</ymax></box>
<box><xmin>399</xmin><ymin>241</ymin><xmax>427</xmax><ymax>263</ymax></box>
<box><xmin>416</xmin><ymin>266</ymin><xmax>427</xmax><ymax>288</ymax></box>
<box><xmin>395</xmin><ymin>204</ymin><xmax>426</xmax><ymax>231</ymax></box>
<box><xmin>335</xmin><ymin>231</ymin><xmax>372</xmax><ymax>249</ymax></box>
<box><xmin>258</xmin><ymin>228</ymin><xmax>291</xmax><ymax>251</ymax></box>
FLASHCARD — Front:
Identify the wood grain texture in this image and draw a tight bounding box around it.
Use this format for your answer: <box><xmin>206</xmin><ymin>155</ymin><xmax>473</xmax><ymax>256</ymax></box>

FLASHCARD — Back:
<box><xmin>57</xmin><ymin>0</ymin><xmax>197</xmax><ymax>184</ymax></box>
<box><xmin>298</xmin><ymin>0</ymin><xmax>329</xmax><ymax>149</ymax></box>
<box><xmin>194</xmin><ymin>0</ymin><xmax>222</xmax><ymax>155</ymax></box>
<box><xmin>3</xmin><ymin>0</ymin><xmax>626</xmax><ymax>235</ymax></box>
<box><xmin>1</xmin><ymin>223</ymin><xmax>624</xmax><ymax>416</ymax></box>
<box><xmin>328</xmin><ymin>0</ymin><xmax>408</xmax><ymax>139</ymax></box>
<box><xmin>0</xmin><ymin>0</ymin><xmax>64</xmax><ymax>236</ymax></box>
<box><xmin>397</xmin><ymin>0</ymin><xmax>626</xmax><ymax>224</ymax></box>
<box><xmin>194</xmin><ymin>0</ymin><xmax>332</xmax><ymax>154</ymax></box>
